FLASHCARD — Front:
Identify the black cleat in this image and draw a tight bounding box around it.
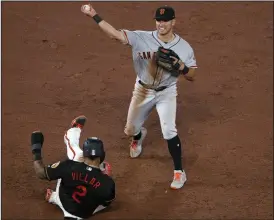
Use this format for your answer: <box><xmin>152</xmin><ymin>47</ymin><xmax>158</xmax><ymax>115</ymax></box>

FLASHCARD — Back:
<box><xmin>71</xmin><ymin>115</ymin><xmax>87</xmax><ymax>129</ymax></box>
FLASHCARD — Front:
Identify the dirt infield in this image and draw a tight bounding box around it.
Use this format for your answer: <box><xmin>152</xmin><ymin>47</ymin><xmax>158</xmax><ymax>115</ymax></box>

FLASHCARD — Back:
<box><xmin>2</xmin><ymin>2</ymin><xmax>273</xmax><ymax>219</ymax></box>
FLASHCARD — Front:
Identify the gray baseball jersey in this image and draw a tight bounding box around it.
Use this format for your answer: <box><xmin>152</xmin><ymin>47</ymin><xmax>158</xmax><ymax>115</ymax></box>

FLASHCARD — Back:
<box><xmin>121</xmin><ymin>30</ymin><xmax>197</xmax><ymax>87</ymax></box>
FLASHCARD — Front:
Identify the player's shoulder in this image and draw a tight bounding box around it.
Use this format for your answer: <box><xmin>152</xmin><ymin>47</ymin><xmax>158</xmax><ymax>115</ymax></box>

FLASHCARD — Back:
<box><xmin>59</xmin><ymin>159</ymin><xmax>83</xmax><ymax>169</ymax></box>
<box><xmin>100</xmin><ymin>172</ymin><xmax>115</xmax><ymax>182</ymax></box>
<box><xmin>135</xmin><ymin>30</ymin><xmax>154</xmax><ymax>34</ymax></box>
<box><xmin>124</xmin><ymin>29</ymin><xmax>154</xmax><ymax>36</ymax></box>
<box><xmin>46</xmin><ymin>159</ymin><xmax>76</xmax><ymax>174</ymax></box>
<box><xmin>135</xmin><ymin>30</ymin><xmax>155</xmax><ymax>40</ymax></box>
<box><xmin>48</xmin><ymin>159</ymin><xmax>70</xmax><ymax>167</ymax></box>
<box><xmin>63</xmin><ymin>159</ymin><xmax>80</xmax><ymax>165</ymax></box>
<box><xmin>98</xmin><ymin>173</ymin><xmax>115</xmax><ymax>186</ymax></box>
<box><xmin>177</xmin><ymin>36</ymin><xmax>191</xmax><ymax>46</ymax></box>
<box><xmin>176</xmin><ymin>35</ymin><xmax>194</xmax><ymax>50</ymax></box>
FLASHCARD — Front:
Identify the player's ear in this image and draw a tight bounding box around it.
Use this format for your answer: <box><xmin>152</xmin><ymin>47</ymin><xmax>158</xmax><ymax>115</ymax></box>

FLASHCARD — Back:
<box><xmin>171</xmin><ymin>19</ymin><xmax>176</xmax><ymax>27</ymax></box>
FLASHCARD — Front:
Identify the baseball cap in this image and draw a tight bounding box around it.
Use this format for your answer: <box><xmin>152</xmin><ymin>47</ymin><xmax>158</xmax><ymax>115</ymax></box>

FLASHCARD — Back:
<box><xmin>154</xmin><ymin>6</ymin><xmax>175</xmax><ymax>22</ymax></box>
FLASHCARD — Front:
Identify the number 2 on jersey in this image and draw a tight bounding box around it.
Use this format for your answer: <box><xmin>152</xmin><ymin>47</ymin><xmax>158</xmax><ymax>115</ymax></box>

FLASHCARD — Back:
<box><xmin>72</xmin><ymin>185</ymin><xmax>87</xmax><ymax>203</ymax></box>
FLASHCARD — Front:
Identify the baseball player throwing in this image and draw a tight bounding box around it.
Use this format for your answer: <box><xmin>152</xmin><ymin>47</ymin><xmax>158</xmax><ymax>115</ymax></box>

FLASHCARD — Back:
<box><xmin>81</xmin><ymin>5</ymin><xmax>197</xmax><ymax>189</ymax></box>
<box><xmin>30</xmin><ymin>117</ymin><xmax>115</xmax><ymax>219</ymax></box>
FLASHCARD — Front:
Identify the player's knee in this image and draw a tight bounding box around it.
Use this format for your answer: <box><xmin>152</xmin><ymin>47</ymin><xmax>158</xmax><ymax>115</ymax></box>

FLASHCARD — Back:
<box><xmin>163</xmin><ymin>132</ymin><xmax>177</xmax><ymax>140</ymax></box>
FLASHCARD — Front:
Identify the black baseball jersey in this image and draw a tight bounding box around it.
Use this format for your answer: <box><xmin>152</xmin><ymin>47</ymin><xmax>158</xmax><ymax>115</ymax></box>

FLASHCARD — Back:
<box><xmin>45</xmin><ymin>160</ymin><xmax>115</xmax><ymax>218</ymax></box>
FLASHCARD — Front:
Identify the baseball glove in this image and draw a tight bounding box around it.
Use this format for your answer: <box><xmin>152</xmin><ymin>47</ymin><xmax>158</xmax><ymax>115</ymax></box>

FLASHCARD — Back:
<box><xmin>155</xmin><ymin>47</ymin><xmax>181</xmax><ymax>73</ymax></box>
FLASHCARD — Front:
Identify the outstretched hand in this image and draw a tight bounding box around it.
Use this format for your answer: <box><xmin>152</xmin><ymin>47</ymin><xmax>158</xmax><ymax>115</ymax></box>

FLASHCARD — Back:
<box><xmin>81</xmin><ymin>4</ymin><xmax>97</xmax><ymax>17</ymax></box>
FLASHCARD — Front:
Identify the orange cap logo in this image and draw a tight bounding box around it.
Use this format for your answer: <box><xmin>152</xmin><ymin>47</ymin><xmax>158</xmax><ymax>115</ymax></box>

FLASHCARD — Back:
<box><xmin>160</xmin><ymin>9</ymin><xmax>165</xmax><ymax>15</ymax></box>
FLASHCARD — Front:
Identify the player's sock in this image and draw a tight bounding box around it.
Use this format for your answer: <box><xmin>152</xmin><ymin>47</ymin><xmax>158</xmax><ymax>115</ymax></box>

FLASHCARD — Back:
<box><xmin>133</xmin><ymin>130</ymin><xmax>142</xmax><ymax>140</ymax></box>
<box><xmin>167</xmin><ymin>135</ymin><xmax>183</xmax><ymax>170</ymax></box>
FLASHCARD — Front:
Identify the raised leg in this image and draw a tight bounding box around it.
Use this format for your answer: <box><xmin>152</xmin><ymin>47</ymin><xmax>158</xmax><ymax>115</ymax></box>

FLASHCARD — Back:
<box><xmin>64</xmin><ymin>128</ymin><xmax>84</xmax><ymax>162</ymax></box>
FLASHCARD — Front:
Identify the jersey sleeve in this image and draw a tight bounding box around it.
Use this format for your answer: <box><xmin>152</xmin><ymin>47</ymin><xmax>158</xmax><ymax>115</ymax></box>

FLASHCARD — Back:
<box><xmin>120</xmin><ymin>29</ymin><xmax>138</xmax><ymax>47</ymax></box>
<box><xmin>45</xmin><ymin>160</ymin><xmax>70</xmax><ymax>181</ymax></box>
<box><xmin>184</xmin><ymin>47</ymin><xmax>198</xmax><ymax>68</ymax></box>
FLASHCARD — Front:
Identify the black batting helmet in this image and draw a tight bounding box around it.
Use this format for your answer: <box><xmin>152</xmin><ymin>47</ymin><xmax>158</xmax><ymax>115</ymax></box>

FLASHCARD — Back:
<box><xmin>83</xmin><ymin>137</ymin><xmax>105</xmax><ymax>163</ymax></box>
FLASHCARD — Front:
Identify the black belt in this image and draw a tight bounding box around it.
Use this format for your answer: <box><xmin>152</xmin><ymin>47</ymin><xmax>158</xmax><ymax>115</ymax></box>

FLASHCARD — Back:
<box><xmin>138</xmin><ymin>80</ymin><xmax>167</xmax><ymax>92</ymax></box>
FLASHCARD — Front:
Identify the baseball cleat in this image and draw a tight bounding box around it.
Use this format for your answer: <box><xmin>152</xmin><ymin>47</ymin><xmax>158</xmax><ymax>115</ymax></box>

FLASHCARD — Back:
<box><xmin>130</xmin><ymin>127</ymin><xmax>147</xmax><ymax>158</ymax></box>
<box><xmin>45</xmin><ymin>188</ymin><xmax>53</xmax><ymax>202</ymax></box>
<box><xmin>170</xmin><ymin>170</ymin><xmax>187</xmax><ymax>190</ymax></box>
<box><xmin>71</xmin><ymin>115</ymin><xmax>87</xmax><ymax>129</ymax></box>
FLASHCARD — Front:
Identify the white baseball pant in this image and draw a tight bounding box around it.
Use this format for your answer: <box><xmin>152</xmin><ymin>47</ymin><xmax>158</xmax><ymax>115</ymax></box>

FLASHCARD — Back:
<box><xmin>124</xmin><ymin>80</ymin><xmax>178</xmax><ymax>140</ymax></box>
<box><xmin>64</xmin><ymin>127</ymin><xmax>84</xmax><ymax>162</ymax></box>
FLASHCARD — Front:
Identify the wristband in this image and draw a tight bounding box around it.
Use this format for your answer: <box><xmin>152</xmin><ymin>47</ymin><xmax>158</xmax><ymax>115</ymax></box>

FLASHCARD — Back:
<box><xmin>33</xmin><ymin>152</ymin><xmax>42</xmax><ymax>161</ymax></box>
<box><xmin>93</xmin><ymin>14</ymin><xmax>103</xmax><ymax>24</ymax></box>
<box><xmin>181</xmin><ymin>65</ymin><xmax>189</xmax><ymax>75</ymax></box>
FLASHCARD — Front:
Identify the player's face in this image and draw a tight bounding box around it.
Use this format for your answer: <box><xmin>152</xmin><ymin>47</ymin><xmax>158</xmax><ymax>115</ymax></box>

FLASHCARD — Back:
<box><xmin>156</xmin><ymin>19</ymin><xmax>175</xmax><ymax>35</ymax></box>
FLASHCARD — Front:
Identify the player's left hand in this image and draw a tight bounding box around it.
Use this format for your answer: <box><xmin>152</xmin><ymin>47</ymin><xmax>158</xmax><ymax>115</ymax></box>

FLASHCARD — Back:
<box><xmin>31</xmin><ymin>131</ymin><xmax>44</xmax><ymax>154</ymax></box>
<box><xmin>170</xmin><ymin>56</ymin><xmax>181</xmax><ymax>66</ymax></box>
<box><xmin>155</xmin><ymin>47</ymin><xmax>182</xmax><ymax>74</ymax></box>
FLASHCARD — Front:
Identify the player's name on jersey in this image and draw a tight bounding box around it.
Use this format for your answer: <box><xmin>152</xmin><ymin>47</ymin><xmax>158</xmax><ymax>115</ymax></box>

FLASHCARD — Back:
<box><xmin>138</xmin><ymin>51</ymin><xmax>156</xmax><ymax>60</ymax></box>
<box><xmin>72</xmin><ymin>172</ymin><xmax>101</xmax><ymax>189</ymax></box>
